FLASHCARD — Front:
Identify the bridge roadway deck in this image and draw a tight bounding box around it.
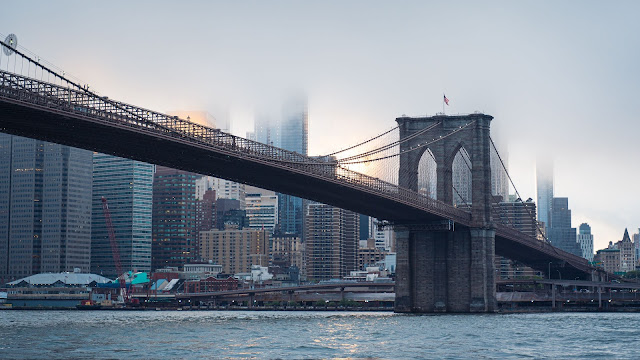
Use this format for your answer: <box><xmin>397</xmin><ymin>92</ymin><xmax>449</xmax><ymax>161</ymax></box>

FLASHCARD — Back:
<box><xmin>0</xmin><ymin>71</ymin><xmax>596</xmax><ymax>277</ymax></box>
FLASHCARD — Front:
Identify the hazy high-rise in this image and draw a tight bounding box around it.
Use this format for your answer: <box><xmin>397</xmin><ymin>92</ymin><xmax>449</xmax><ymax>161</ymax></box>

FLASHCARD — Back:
<box><xmin>548</xmin><ymin>197</ymin><xmax>580</xmax><ymax>256</ymax></box>
<box><xmin>0</xmin><ymin>134</ymin><xmax>93</xmax><ymax>282</ymax></box>
<box><xmin>536</xmin><ymin>158</ymin><xmax>554</xmax><ymax>234</ymax></box>
<box><xmin>91</xmin><ymin>154</ymin><xmax>154</xmax><ymax>278</ymax></box>
<box><xmin>577</xmin><ymin>223</ymin><xmax>594</xmax><ymax>262</ymax></box>
<box><xmin>277</xmin><ymin>94</ymin><xmax>308</xmax><ymax>236</ymax></box>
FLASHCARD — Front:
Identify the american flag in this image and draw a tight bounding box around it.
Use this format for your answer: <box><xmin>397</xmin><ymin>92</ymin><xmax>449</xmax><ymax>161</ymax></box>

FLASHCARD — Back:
<box><xmin>443</xmin><ymin>94</ymin><xmax>450</xmax><ymax>105</ymax></box>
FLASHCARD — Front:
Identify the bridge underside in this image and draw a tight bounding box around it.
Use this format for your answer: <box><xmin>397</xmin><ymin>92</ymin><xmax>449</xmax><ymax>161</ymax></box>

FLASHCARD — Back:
<box><xmin>0</xmin><ymin>99</ymin><xmax>440</xmax><ymax>224</ymax></box>
<box><xmin>495</xmin><ymin>235</ymin><xmax>590</xmax><ymax>280</ymax></box>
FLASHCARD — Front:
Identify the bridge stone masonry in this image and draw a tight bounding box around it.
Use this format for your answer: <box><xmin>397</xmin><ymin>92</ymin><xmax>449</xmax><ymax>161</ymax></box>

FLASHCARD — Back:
<box><xmin>395</xmin><ymin>114</ymin><xmax>497</xmax><ymax>313</ymax></box>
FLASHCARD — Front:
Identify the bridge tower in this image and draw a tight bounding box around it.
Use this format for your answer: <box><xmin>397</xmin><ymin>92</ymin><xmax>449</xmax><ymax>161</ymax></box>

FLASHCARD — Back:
<box><xmin>395</xmin><ymin>113</ymin><xmax>496</xmax><ymax>313</ymax></box>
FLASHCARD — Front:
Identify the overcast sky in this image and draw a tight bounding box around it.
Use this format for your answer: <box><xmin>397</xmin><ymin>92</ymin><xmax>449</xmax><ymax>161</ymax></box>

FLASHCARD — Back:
<box><xmin>4</xmin><ymin>1</ymin><xmax>639</xmax><ymax>249</ymax></box>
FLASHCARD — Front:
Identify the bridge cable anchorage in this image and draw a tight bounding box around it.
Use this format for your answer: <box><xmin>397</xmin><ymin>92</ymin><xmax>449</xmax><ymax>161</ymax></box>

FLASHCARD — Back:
<box><xmin>323</xmin><ymin>125</ymin><xmax>399</xmax><ymax>157</ymax></box>
<box><xmin>338</xmin><ymin>120</ymin><xmax>476</xmax><ymax>165</ymax></box>
<box><xmin>336</xmin><ymin>121</ymin><xmax>442</xmax><ymax>162</ymax></box>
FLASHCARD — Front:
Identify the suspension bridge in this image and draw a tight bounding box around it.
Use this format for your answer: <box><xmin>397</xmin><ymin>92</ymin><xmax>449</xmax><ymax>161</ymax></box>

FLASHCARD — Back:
<box><xmin>0</xmin><ymin>38</ymin><xmax>602</xmax><ymax>313</ymax></box>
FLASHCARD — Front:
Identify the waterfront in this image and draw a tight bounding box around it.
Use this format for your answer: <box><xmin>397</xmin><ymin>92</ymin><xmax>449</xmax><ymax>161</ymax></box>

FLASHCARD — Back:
<box><xmin>1</xmin><ymin>311</ymin><xmax>640</xmax><ymax>359</ymax></box>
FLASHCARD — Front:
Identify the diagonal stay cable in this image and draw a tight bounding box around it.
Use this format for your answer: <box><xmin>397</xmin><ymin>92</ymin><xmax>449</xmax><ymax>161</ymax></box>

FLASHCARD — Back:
<box><xmin>339</xmin><ymin>121</ymin><xmax>476</xmax><ymax>165</ymax></box>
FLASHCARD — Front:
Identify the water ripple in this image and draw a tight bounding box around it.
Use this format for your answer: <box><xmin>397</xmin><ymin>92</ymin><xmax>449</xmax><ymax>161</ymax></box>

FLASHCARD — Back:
<box><xmin>1</xmin><ymin>311</ymin><xmax>640</xmax><ymax>359</ymax></box>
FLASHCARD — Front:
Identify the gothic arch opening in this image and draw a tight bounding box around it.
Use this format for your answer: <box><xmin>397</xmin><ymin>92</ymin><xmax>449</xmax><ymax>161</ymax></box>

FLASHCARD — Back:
<box><xmin>451</xmin><ymin>147</ymin><xmax>472</xmax><ymax>207</ymax></box>
<box><xmin>417</xmin><ymin>148</ymin><xmax>437</xmax><ymax>200</ymax></box>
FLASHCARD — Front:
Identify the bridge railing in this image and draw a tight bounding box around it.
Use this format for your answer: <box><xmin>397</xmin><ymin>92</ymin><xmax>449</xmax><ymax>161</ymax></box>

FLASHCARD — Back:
<box><xmin>0</xmin><ymin>70</ymin><xmax>472</xmax><ymax>223</ymax></box>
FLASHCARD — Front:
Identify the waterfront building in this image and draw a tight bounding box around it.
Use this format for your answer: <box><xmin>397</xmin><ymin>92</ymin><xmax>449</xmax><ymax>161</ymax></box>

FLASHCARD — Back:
<box><xmin>493</xmin><ymin>198</ymin><xmax>539</xmax><ymax>237</ymax></box>
<box><xmin>492</xmin><ymin>198</ymin><xmax>543</xmax><ymax>279</ymax></box>
<box><xmin>91</xmin><ymin>154</ymin><xmax>154</xmax><ymax>278</ymax></box>
<box><xmin>536</xmin><ymin>158</ymin><xmax>554</xmax><ymax>234</ymax></box>
<box><xmin>357</xmin><ymin>245</ymin><xmax>388</xmax><ymax>271</ymax></box>
<box><xmin>0</xmin><ymin>134</ymin><xmax>93</xmax><ymax>283</ymax></box>
<box><xmin>184</xmin><ymin>276</ymin><xmax>238</xmax><ymax>293</ymax></box>
<box><xmin>271</xmin><ymin>233</ymin><xmax>304</xmax><ymax>274</ymax></box>
<box><xmin>305</xmin><ymin>202</ymin><xmax>359</xmax><ymax>281</ymax></box>
<box><xmin>3</xmin><ymin>270</ymin><xmax>113</xmax><ymax>307</ymax></box>
<box><xmin>594</xmin><ymin>247</ymin><xmax>621</xmax><ymax>274</ymax></box>
<box><xmin>548</xmin><ymin>197</ymin><xmax>581</xmax><ymax>256</ymax></box>
<box><xmin>199</xmin><ymin>226</ymin><xmax>269</xmax><ymax>274</ymax></box>
<box><xmin>577</xmin><ymin>223</ymin><xmax>595</xmax><ymax>262</ymax></box>
<box><xmin>152</xmin><ymin>166</ymin><xmax>199</xmax><ymax>270</ymax></box>
<box><xmin>615</xmin><ymin>229</ymin><xmax>636</xmax><ymax>273</ymax></box>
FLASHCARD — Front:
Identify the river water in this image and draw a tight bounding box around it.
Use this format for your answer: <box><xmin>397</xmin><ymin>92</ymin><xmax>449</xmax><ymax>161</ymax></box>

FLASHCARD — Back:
<box><xmin>1</xmin><ymin>310</ymin><xmax>638</xmax><ymax>359</ymax></box>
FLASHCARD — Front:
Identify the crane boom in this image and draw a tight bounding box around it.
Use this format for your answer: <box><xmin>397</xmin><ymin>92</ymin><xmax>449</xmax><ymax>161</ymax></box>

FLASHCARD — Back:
<box><xmin>101</xmin><ymin>196</ymin><xmax>128</xmax><ymax>302</ymax></box>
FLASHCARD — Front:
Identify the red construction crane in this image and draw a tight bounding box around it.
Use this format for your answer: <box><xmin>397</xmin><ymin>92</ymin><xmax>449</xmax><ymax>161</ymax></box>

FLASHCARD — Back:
<box><xmin>101</xmin><ymin>196</ymin><xmax>129</xmax><ymax>303</ymax></box>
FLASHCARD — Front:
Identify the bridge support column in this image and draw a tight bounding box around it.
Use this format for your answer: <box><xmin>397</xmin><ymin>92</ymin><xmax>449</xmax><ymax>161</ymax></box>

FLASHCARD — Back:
<box><xmin>394</xmin><ymin>226</ymin><xmax>496</xmax><ymax>313</ymax></box>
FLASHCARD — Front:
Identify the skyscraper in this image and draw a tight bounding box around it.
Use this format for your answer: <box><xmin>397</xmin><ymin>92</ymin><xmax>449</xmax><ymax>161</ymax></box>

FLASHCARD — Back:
<box><xmin>305</xmin><ymin>202</ymin><xmax>358</xmax><ymax>281</ymax></box>
<box><xmin>0</xmin><ymin>134</ymin><xmax>93</xmax><ymax>282</ymax></box>
<box><xmin>214</xmin><ymin>178</ymin><xmax>246</xmax><ymax>209</ymax></box>
<box><xmin>152</xmin><ymin>166</ymin><xmax>199</xmax><ymax>270</ymax></box>
<box><xmin>254</xmin><ymin>113</ymin><xmax>278</xmax><ymax>147</ymax></box>
<box><xmin>245</xmin><ymin>191</ymin><xmax>278</xmax><ymax>232</ymax></box>
<box><xmin>490</xmin><ymin>145</ymin><xmax>509</xmax><ymax>200</ymax></box>
<box><xmin>547</xmin><ymin>197</ymin><xmax>580</xmax><ymax>256</ymax></box>
<box><xmin>536</xmin><ymin>158</ymin><xmax>554</xmax><ymax>234</ymax></box>
<box><xmin>91</xmin><ymin>154</ymin><xmax>154</xmax><ymax>278</ymax></box>
<box><xmin>277</xmin><ymin>94</ymin><xmax>308</xmax><ymax>236</ymax></box>
<box><xmin>577</xmin><ymin>223</ymin><xmax>594</xmax><ymax>262</ymax></box>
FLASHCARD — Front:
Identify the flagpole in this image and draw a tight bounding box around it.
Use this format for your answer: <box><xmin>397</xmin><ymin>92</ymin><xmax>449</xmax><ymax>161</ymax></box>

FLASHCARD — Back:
<box><xmin>442</xmin><ymin>94</ymin><xmax>445</xmax><ymax>114</ymax></box>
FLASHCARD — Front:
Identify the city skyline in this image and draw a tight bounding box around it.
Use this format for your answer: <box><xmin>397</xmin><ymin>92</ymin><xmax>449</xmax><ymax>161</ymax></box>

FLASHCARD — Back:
<box><xmin>2</xmin><ymin>1</ymin><xmax>639</xmax><ymax>248</ymax></box>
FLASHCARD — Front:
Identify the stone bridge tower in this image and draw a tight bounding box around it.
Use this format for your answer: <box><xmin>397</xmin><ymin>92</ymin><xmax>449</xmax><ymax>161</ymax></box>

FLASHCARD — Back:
<box><xmin>395</xmin><ymin>113</ymin><xmax>496</xmax><ymax>313</ymax></box>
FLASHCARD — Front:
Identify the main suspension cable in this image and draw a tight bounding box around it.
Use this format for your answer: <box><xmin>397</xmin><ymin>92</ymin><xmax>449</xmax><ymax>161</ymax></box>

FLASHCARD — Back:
<box><xmin>324</xmin><ymin>125</ymin><xmax>399</xmax><ymax>157</ymax></box>
<box><xmin>339</xmin><ymin>121</ymin><xmax>475</xmax><ymax>165</ymax></box>
<box><xmin>336</xmin><ymin>121</ymin><xmax>442</xmax><ymax>162</ymax></box>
